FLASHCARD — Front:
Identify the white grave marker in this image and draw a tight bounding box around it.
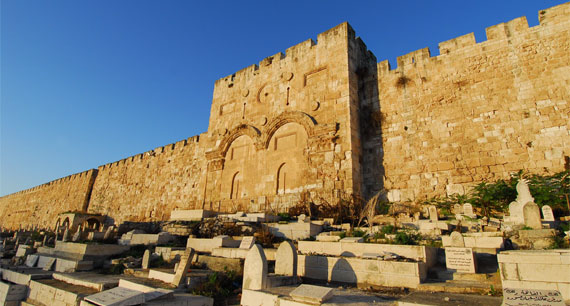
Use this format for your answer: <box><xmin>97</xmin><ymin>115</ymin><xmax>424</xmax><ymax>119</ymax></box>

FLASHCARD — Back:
<box><xmin>275</xmin><ymin>241</ymin><xmax>297</xmax><ymax>277</ymax></box>
<box><xmin>171</xmin><ymin>248</ymin><xmax>195</xmax><ymax>286</ymax></box>
<box><xmin>428</xmin><ymin>205</ymin><xmax>438</xmax><ymax>221</ymax></box>
<box><xmin>445</xmin><ymin>247</ymin><xmax>476</xmax><ymax>273</ymax></box>
<box><xmin>463</xmin><ymin>203</ymin><xmax>476</xmax><ymax>218</ymax></box>
<box><xmin>239</xmin><ymin>236</ymin><xmax>256</xmax><ymax>249</ymax></box>
<box><xmin>243</xmin><ymin>244</ymin><xmax>267</xmax><ymax>290</ymax></box>
<box><xmin>25</xmin><ymin>254</ymin><xmax>39</xmax><ymax>267</ymax></box>
<box><xmin>542</xmin><ymin>205</ymin><xmax>555</xmax><ymax>221</ymax></box>
<box><xmin>142</xmin><ymin>249</ymin><xmax>150</xmax><ymax>269</ymax></box>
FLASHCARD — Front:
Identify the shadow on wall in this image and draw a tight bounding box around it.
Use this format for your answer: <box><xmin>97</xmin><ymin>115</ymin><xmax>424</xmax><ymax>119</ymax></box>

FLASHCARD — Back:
<box><xmin>358</xmin><ymin>59</ymin><xmax>384</xmax><ymax>201</ymax></box>
<box><xmin>331</xmin><ymin>258</ymin><xmax>357</xmax><ymax>284</ymax></box>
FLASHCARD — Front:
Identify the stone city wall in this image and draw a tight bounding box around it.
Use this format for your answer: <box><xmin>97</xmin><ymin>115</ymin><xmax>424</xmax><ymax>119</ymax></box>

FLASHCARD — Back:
<box><xmin>0</xmin><ymin>169</ymin><xmax>97</xmax><ymax>230</ymax></box>
<box><xmin>1</xmin><ymin>3</ymin><xmax>569</xmax><ymax>229</ymax></box>
<box><xmin>376</xmin><ymin>3</ymin><xmax>570</xmax><ymax>202</ymax></box>
<box><xmin>87</xmin><ymin>135</ymin><xmax>208</xmax><ymax>224</ymax></box>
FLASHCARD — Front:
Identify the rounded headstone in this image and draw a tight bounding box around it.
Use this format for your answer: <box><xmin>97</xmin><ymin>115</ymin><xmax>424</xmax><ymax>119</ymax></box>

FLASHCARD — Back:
<box><xmin>449</xmin><ymin>231</ymin><xmax>465</xmax><ymax>247</ymax></box>
<box><xmin>522</xmin><ymin>202</ymin><xmax>542</xmax><ymax>229</ymax></box>
<box><xmin>275</xmin><ymin>241</ymin><xmax>297</xmax><ymax>276</ymax></box>
<box><xmin>243</xmin><ymin>244</ymin><xmax>267</xmax><ymax>290</ymax></box>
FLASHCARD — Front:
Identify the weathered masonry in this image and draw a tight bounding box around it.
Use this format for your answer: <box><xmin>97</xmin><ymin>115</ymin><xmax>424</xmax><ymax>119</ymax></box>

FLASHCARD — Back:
<box><xmin>1</xmin><ymin>3</ymin><xmax>569</xmax><ymax>229</ymax></box>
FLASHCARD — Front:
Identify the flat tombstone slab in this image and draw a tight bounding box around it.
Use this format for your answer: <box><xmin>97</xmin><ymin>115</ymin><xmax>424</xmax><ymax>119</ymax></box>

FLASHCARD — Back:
<box><xmin>290</xmin><ymin>284</ymin><xmax>333</xmax><ymax>304</ymax></box>
<box><xmin>542</xmin><ymin>205</ymin><xmax>555</xmax><ymax>221</ymax></box>
<box><xmin>142</xmin><ymin>250</ymin><xmax>150</xmax><ymax>270</ymax></box>
<box><xmin>275</xmin><ymin>241</ymin><xmax>297</xmax><ymax>277</ymax></box>
<box><xmin>428</xmin><ymin>205</ymin><xmax>438</xmax><ymax>221</ymax></box>
<box><xmin>523</xmin><ymin>202</ymin><xmax>542</xmax><ymax>229</ymax></box>
<box><xmin>445</xmin><ymin>247</ymin><xmax>476</xmax><ymax>273</ymax></box>
<box><xmin>26</xmin><ymin>254</ymin><xmax>39</xmax><ymax>267</ymax></box>
<box><xmin>239</xmin><ymin>236</ymin><xmax>256</xmax><ymax>249</ymax></box>
<box><xmin>85</xmin><ymin>287</ymin><xmax>145</xmax><ymax>306</ymax></box>
<box><xmin>503</xmin><ymin>288</ymin><xmax>565</xmax><ymax>306</ymax></box>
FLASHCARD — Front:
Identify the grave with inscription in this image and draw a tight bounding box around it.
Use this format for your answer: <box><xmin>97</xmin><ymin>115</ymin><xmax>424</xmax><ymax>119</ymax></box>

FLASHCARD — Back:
<box><xmin>463</xmin><ymin>203</ymin><xmax>476</xmax><ymax>219</ymax></box>
<box><xmin>445</xmin><ymin>247</ymin><xmax>476</xmax><ymax>273</ymax></box>
<box><xmin>502</xmin><ymin>288</ymin><xmax>565</xmax><ymax>306</ymax></box>
<box><xmin>542</xmin><ymin>205</ymin><xmax>555</xmax><ymax>221</ymax></box>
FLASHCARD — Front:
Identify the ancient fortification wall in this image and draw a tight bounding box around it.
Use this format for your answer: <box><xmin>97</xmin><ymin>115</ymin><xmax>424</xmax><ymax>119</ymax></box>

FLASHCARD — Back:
<box><xmin>0</xmin><ymin>169</ymin><xmax>97</xmax><ymax>229</ymax></box>
<box><xmin>1</xmin><ymin>3</ymin><xmax>569</xmax><ymax>229</ymax></box>
<box><xmin>376</xmin><ymin>3</ymin><xmax>570</xmax><ymax>202</ymax></box>
<box><xmin>203</xmin><ymin>23</ymin><xmax>368</xmax><ymax>213</ymax></box>
<box><xmin>86</xmin><ymin>135</ymin><xmax>208</xmax><ymax>225</ymax></box>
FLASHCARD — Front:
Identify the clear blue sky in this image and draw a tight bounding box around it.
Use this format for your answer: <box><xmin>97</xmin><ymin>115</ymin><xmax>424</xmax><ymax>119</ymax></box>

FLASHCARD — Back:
<box><xmin>1</xmin><ymin>0</ymin><xmax>567</xmax><ymax>196</ymax></box>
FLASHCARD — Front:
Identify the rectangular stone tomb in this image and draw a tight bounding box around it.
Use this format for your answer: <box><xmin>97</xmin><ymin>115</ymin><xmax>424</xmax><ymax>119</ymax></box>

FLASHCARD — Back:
<box><xmin>85</xmin><ymin>287</ymin><xmax>145</xmax><ymax>306</ymax></box>
<box><xmin>290</xmin><ymin>284</ymin><xmax>333</xmax><ymax>304</ymax></box>
<box><xmin>445</xmin><ymin>247</ymin><xmax>476</xmax><ymax>273</ymax></box>
<box><xmin>0</xmin><ymin>281</ymin><xmax>27</xmax><ymax>303</ymax></box>
<box><xmin>503</xmin><ymin>288</ymin><xmax>565</xmax><ymax>306</ymax></box>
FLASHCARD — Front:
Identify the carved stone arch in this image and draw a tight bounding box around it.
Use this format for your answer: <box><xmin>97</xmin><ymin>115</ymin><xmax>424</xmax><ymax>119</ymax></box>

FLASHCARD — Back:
<box><xmin>262</xmin><ymin>111</ymin><xmax>317</xmax><ymax>149</ymax></box>
<box><xmin>218</xmin><ymin>124</ymin><xmax>262</xmax><ymax>158</ymax></box>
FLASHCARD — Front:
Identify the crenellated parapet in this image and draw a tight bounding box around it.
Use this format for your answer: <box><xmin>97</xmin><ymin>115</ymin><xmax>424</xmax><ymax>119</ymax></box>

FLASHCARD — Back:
<box><xmin>376</xmin><ymin>2</ymin><xmax>570</xmax><ymax>202</ymax></box>
<box><xmin>3</xmin><ymin>2</ymin><xmax>569</xmax><ymax>227</ymax></box>
<box><xmin>0</xmin><ymin>169</ymin><xmax>98</xmax><ymax>199</ymax></box>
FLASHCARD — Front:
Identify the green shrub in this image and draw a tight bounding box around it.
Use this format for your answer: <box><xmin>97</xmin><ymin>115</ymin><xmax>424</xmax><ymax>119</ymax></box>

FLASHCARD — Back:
<box><xmin>351</xmin><ymin>229</ymin><xmax>366</xmax><ymax>237</ymax></box>
<box><xmin>381</xmin><ymin>225</ymin><xmax>397</xmax><ymax>235</ymax></box>
<box><xmin>191</xmin><ymin>270</ymin><xmax>240</xmax><ymax>305</ymax></box>
<box><xmin>558</xmin><ymin>222</ymin><xmax>570</xmax><ymax>233</ymax></box>
<box><xmin>393</xmin><ymin>231</ymin><xmax>420</xmax><ymax>245</ymax></box>
<box><xmin>549</xmin><ymin>235</ymin><xmax>569</xmax><ymax>249</ymax></box>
